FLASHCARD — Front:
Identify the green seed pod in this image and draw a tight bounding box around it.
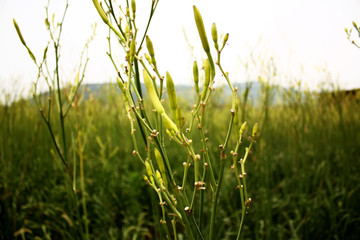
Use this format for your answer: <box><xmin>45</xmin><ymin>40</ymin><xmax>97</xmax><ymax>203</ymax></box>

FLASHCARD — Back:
<box><xmin>222</xmin><ymin>33</ymin><xmax>229</xmax><ymax>49</ymax></box>
<box><xmin>155</xmin><ymin>170</ymin><xmax>163</xmax><ymax>184</ymax></box>
<box><xmin>92</xmin><ymin>0</ymin><xmax>125</xmax><ymax>43</ymax></box>
<box><xmin>211</xmin><ymin>23</ymin><xmax>219</xmax><ymax>50</ymax></box>
<box><xmin>116</xmin><ymin>77</ymin><xmax>125</xmax><ymax>93</ymax></box>
<box><xmin>131</xmin><ymin>0</ymin><xmax>136</xmax><ymax>14</ymax></box>
<box><xmin>125</xmin><ymin>23</ymin><xmax>130</xmax><ymax>38</ymax></box>
<box><xmin>146</xmin><ymin>36</ymin><xmax>157</xmax><ymax>67</ymax></box>
<box><xmin>154</xmin><ymin>148</ymin><xmax>168</xmax><ymax>188</ymax></box>
<box><xmin>92</xmin><ymin>0</ymin><xmax>109</xmax><ymax>25</ymax></box>
<box><xmin>13</xmin><ymin>19</ymin><xmax>36</xmax><ymax>63</ymax></box>
<box><xmin>201</xmin><ymin>59</ymin><xmax>210</xmax><ymax>100</ymax></box>
<box><xmin>252</xmin><ymin>122</ymin><xmax>258</xmax><ymax>137</ymax></box>
<box><xmin>176</xmin><ymin>107</ymin><xmax>184</xmax><ymax>128</ymax></box>
<box><xmin>240</xmin><ymin>122</ymin><xmax>247</xmax><ymax>135</ymax></box>
<box><xmin>13</xmin><ymin>19</ymin><xmax>26</xmax><ymax>47</ymax></box>
<box><xmin>193</xmin><ymin>6</ymin><xmax>210</xmax><ymax>53</ymax></box>
<box><xmin>144</xmin><ymin>53</ymin><xmax>152</xmax><ymax>64</ymax></box>
<box><xmin>129</xmin><ymin>39</ymin><xmax>136</xmax><ymax>63</ymax></box>
<box><xmin>166</xmin><ymin>72</ymin><xmax>177</xmax><ymax>111</ymax></box>
<box><xmin>126</xmin><ymin>7</ymin><xmax>130</xmax><ymax>17</ymax></box>
<box><xmin>146</xmin><ymin>35</ymin><xmax>155</xmax><ymax>58</ymax></box>
<box><xmin>193</xmin><ymin>61</ymin><xmax>199</xmax><ymax>94</ymax></box>
<box><xmin>143</xmin><ymin>69</ymin><xmax>165</xmax><ymax>114</ymax></box>
<box><xmin>45</xmin><ymin>18</ymin><xmax>50</xmax><ymax>31</ymax></box>
<box><xmin>162</xmin><ymin>113</ymin><xmax>179</xmax><ymax>135</ymax></box>
<box><xmin>145</xmin><ymin>160</ymin><xmax>153</xmax><ymax>178</ymax></box>
<box><xmin>42</xmin><ymin>46</ymin><xmax>48</xmax><ymax>61</ymax></box>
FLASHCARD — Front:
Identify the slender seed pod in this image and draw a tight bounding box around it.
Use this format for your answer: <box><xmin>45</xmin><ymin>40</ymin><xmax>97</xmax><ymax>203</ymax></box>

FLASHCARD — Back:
<box><xmin>13</xmin><ymin>19</ymin><xmax>36</xmax><ymax>62</ymax></box>
<box><xmin>193</xmin><ymin>6</ymin><xmax>210</xmax><ymax>53</ymax></box>
<box><xmin>166</xmin><ymin>72</ymin><xmax>178</xmax><ymax>111</ymax></box>
<box><xmin>201</xmin><ymin>59</ymin><xmax>210</xmax><ymax>100</ymax></box>
<box><xmin>143</xmin><ymin>69</ymin><xmax>165</xmax><ymax>114</ymax></box>
<box><xmin>212</xmin><ymin>23</ymin><xmax>219</xmax><ymax>50</ymax></box>
<box><xmin>162</xmin><ymin>113</ymin><xmax>179</xmax><ymax>135</ymax></box>
<box><xmin>154</xmin><ymin>148</ymin><xmax>168</xmax><ymax>188</ymax></box>
<box><xmin>193</xmin><ymin>61</ymin><xmax>200</xmax><ymax>94</ymax></box>
<box><xmin>252</xmin><ymin>123</ymin><xmax>258</xmax><ymax>137</ymax></box>
<box><xmin>43</xmin><ymin>46</ymin><xmax>48</xmax><ymax>61</ymax></box>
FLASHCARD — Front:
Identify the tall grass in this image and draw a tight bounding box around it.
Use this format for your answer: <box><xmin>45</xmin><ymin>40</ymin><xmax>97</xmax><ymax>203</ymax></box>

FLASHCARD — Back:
<box><xmin>2</xmin><ymin>0</ymin><xmax>360</xmax><ymax>239</ymax></box>
<box><xmin>1</xmin><ymin>82</ymin><xmax>360</xmax><ymax>239</ymax></box>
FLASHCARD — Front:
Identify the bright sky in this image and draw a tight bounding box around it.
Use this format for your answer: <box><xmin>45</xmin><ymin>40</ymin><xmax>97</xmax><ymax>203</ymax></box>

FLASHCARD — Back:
<box><xmin>1</xmin><ymin>0</ymin><xmax>360</xmax><ymax>101</ymax></box>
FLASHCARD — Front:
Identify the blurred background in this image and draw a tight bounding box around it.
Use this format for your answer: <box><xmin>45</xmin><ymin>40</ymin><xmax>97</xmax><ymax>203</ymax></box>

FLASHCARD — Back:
<box><xmin>1</xmin><ymin>0</ymin><xmax>360</xmax><ymax>239</ymax></box>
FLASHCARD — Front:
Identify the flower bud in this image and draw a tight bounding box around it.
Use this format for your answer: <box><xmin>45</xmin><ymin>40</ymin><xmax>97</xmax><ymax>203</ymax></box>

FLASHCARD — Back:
<box><xmin>145</xmin><ymin>160</ymin><xmax>153</xmax><ymax>178</ymax></box>
<box><xmin>129</xmin><ymin>39</ymin><xmax>136</xmax><ymax>63</ymax></box>
<box><xmin>201</xmin><ymin>59</ymin><xmax>210</xmax><ymax>100</ymax></box>
<box><xmin>166</xmin><ymin>72</ymin><xmax>177</xmax><ymax>111</ymax></box>
<box><xmin>156</xmin><ymin>170</ymin><xmax>163</xmax><ymax>184</ymax></box>
<box><xmin>193</xmin><ymin>6</ymin><xmax>210</xmax><ymax>53</ymax></box>
<box><xmin>222</xmin><ymin>33</ymin><xmax>229</xmax><ymax>49</ymax></box>
<box><xmin>240</xmin><ymin>122</ymin><xmax>247</xmax><ymax>135</ymax></box>
<box><xmin>145</xmin><ymin>53</ymin><xmax>152</xmax><ymax>64</ymax></box>
<box><xmin>252</xmin><ymin>122</ymin><xmax>258</xmax><ymax>137</ymax></box>
<box><xmin>131</xmin><ymin>0</ymin><xmax>136</xmax><ymax>15</ymax></box>
<box><xmin>193</xmin><ymin>61</ymin><xmax>199</xmax><ymax>94</ymax></box>
<box><xmin>211</xmin><ymin>23</ymin><xmax>219</xmax><ymax>50</ymax></box>
<box><xmin>146</xmin><ymin>35</ymin><xmax>155</xmax><ymax>58</ymax></box>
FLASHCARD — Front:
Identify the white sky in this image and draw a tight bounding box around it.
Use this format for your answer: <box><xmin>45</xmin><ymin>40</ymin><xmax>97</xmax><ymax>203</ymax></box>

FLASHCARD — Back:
<box><xmin>1</xmin><ymin>0</ymin><xmax>360</xmax><ymax>101</ymax></box>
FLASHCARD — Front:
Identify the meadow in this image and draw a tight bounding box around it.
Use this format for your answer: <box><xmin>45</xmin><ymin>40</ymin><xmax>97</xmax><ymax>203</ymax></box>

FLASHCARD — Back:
<box><xmin>1</xmin><ymin>81</ymin><xmax>359</xmax><ymax>239</ymax></box>
<box><xmin>2</xmin><ymin>0</ymin><xmax>360</xmax><ymax>239</ymax></box>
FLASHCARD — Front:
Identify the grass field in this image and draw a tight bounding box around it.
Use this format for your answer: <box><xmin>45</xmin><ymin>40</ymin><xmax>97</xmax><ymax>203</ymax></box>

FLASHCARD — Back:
<box><xmin>3</xmin><ymin>0</ymin><xmax>360</xmax><ymax>239</ymax></box>
<box><xmin>1</xmin><ymin>82</ymin><xmax>359</xmax><ymax>239</ymax></box>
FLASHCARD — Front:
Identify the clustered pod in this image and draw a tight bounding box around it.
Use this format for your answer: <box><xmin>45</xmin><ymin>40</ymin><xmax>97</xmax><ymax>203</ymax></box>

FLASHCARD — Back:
<box><xmin>143</xmin><ymin>69</ymin><xmax>179</xmax><ymax>136</ymax></box>
<box><xmin>155</xmin><ymin>148</ymin><xmax>168</xmax><ymax>188</ymax></box>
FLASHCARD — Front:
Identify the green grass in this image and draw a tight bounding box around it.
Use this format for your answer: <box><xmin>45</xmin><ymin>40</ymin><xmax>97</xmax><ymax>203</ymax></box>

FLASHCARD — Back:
<box><xmin>1</xmin><ymin>84</ymin><xmax>359</xmax><ymax>239</ymax></box>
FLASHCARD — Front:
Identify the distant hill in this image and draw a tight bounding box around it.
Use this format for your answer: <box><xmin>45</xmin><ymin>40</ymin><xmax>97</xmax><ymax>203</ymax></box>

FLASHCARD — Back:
<box><xmin>82</xmin><ymin>81</ymin><xmax>279</xmax><ymax>106</ymax></box>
